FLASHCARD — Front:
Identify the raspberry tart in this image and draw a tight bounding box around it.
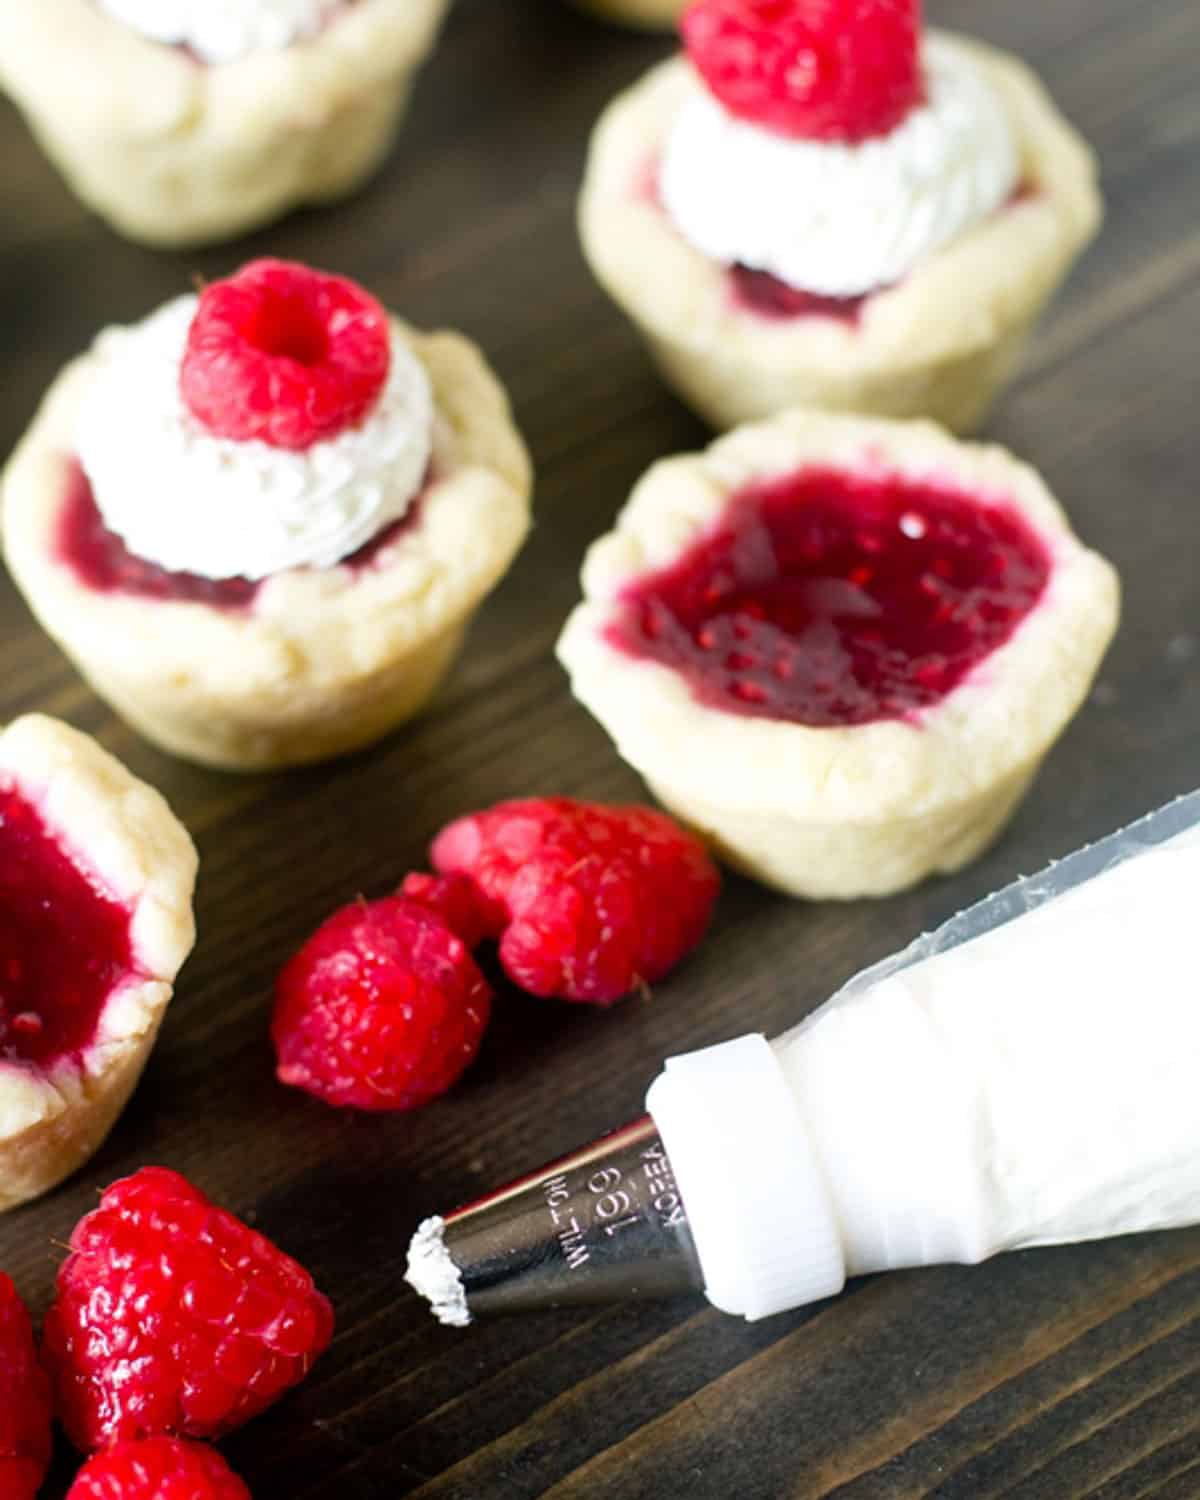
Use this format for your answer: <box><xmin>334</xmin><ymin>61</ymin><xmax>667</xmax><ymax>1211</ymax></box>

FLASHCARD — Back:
<box><xmin>0</xmin><ymin>715</ymin><xmax>196</xmax><ymax>1211</ymax></box>
<box><xmin>578</xmin><ymin>0</ymin><xmax>1102</xmax><ymax>433</ymax></box>
<box><xmin>1</xmin><ymin>259</ymin><xmax>532</xmax><ymax>771</ymax></box>
<box><xmin>0</xmin><ymin>0</ymin><xmax>449</xmax><ymax>246</ymax></box>
<box><xmin>557</xmin><ymin>411</ymin><xmax>1119</xmax><ymax>899</ymax></box>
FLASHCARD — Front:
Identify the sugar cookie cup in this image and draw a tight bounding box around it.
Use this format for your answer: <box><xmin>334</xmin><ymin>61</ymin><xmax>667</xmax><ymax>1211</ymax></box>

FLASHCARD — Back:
<box><xmin>578</xmin><ymin>33</ymin><xmax>1101</xmax><ymax>433</ymax></box>
<box><xmin>0</xmin><ymin>0</ymin><xmax>450</xmax><ymax>246</ymax></box>
<box><xmin>557</xmin><ymin>410</ymin><xmax>1119</xmax><ymax>899</ymax></box>
<box><xmin>2</xmin><ymin>318</ymin><xmax>532</xmax><ymax>771</ymax></box>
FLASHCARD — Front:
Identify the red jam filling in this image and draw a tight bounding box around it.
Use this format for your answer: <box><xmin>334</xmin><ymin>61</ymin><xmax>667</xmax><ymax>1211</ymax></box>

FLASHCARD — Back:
<box><xmin>607</xmin><ymin>466</ymin><xmax>1051</xmax><ymax>727</ymax></box>
<box><xmin>730</xmin><ymin>266</ymin><xmax>869</xmax><ymax>325</ymax></box>
<box><xmin>0</xmin><ymin>784</ymin><xmax>137</xmax><ymax>1067</ymax></box>
<box><xmin>56</xmin><ymin>462</ymin><xmax>420</xmax><ymax>609</ymax></box>
<box><xmin>726</xmin><ymin>183</ymin><xmax>1039</xmax><ymax>325</ymax></box>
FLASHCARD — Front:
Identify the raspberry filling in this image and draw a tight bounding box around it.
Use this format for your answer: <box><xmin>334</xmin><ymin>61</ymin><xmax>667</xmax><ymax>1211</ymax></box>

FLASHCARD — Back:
<box><xmin>726</xmin><ymin>183</ymin><xmax>1037</xmax><ymax>324</ymax></box>
<box><xmin>56</xmin><ymin>462</ymin><xmax>421</xmax><ymax>608</ymax></box>
<box><xmin>607</xmin><ymin>465</ymin><xmax>1051</xmax><ymax>726</ymax></box>
<box><xmin>643</xmin><ymin>148</ymin><xmax>1035</xmax><ymax>326</ymax></box>
<box><xmin>730</xmin><ymin>265</ymin><xmax>869</xmax><ymax>324</ymax></box>
<box><xmin>0</xmin><ymin>783</ymin><xmax>136</xmax><ymax>1067</ymax></box>
<box><xmin>636</xmin><ymin>158</ymin><xmax>871</xmax><ymax>323</ymax></box>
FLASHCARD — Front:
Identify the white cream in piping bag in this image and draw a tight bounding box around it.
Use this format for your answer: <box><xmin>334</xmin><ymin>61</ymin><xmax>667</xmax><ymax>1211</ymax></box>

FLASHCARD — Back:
<box><xmin>659</xmin><ymin>33</ymin><xmax>1019</xmax><ymax>299</ymax></box>
<box><xmin>660</xmin><ymin>820</ymin><xmax>1200</xmax><ymax>1319</ymax></box>
<box><xmin>409</xmin><ymin>792</ymin><xmax>1200</xmax><ymax>1325</ymax></box>
<box><xmin>96</xmin><ymin>0</ymin><xmax>341</xmax><ymax>64</ymax></box>
<box><xmin>76</xmin><ymin>296</ymin><xmax>432</xmax><ymax>583</ymax></box>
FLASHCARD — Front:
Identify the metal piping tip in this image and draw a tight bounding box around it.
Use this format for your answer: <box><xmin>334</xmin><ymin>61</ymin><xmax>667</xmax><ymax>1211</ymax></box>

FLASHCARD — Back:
<box><xmin>406</xmin><ymin>1115</ymin><xmax>703</xmax><ymax>1325</ymax></box>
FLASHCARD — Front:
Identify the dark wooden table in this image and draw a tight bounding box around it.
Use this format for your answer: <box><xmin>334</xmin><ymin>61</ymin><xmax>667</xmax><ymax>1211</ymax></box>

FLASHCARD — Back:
<box><xmin>3</xmin><ymin>1</ymin><xmax>1199</xmax><ymax>1495</ymax></box>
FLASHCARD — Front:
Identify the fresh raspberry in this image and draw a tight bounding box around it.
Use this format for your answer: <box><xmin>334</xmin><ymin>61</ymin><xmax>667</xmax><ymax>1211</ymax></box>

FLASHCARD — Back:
<box><xmin>431</xmin><ymin>799</ymin><xmax>720</xmax><ymax>1005</ymax></box>
<box><xmin>66</xmin><ymin>1438</ymin><xmax>250</xmax><ymax>1500</ymax></box>
<box><xmin>180</xmin><ymin>258</ymin><xmax>391</xmax><ymax>451</ymax></box>
<box><xmin>42</xmin><ymin>1167</ymin><xmax>334</xmax><ymax>1452</ymax></box>
<box><xmin>272</xmin><ymin>896</ymin><xmax>492</xmax><ymax>1111</ymax></box>
<box><xmin>398</xmin><ymin>871</ymin><xmax>498</xmax><ymax>950</ymax></box>
<box><xmin>0</xmin><ymin>1273</ymin><xmax>52</xmax><ymax>1500</ymax></box>
<box><xmin>681</xmin><ymin>0</ymin><xmax>923</xmax><ymax>144</ymax></box>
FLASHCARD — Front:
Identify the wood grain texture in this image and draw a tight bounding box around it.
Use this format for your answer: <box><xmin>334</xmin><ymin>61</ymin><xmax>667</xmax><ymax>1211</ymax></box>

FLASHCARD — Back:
<box><xmin>2</xmin><ymin>0</ymin><xmax>1199</xmax><ymax>1494</ymax></box>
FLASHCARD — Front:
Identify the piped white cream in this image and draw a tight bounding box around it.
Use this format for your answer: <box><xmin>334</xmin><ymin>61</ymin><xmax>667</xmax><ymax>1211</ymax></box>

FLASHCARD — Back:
<box><xmin>650</xmin><ymin>804</ymin><xmax>1200</xmax><ymax>1320</ymax></box>
<box><xmin>76</xmin><ymin>296</ymin><xmax>433</xmax><ymax>582</ymax></box>
<box><xmin>659</xmin><ymin>34</ymin><xmax>1019</xmax><ymax>298</ymax></box>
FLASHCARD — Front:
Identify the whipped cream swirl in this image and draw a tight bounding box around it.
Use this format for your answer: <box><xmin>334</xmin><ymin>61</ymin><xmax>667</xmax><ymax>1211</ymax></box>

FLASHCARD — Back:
<box><xmin>96</xmin><ymin>0</ymin><xmax>342</xmax><ymax>64</ymax></box>
<box><xmin>660</xmin><ymin>35</ymin><xmax>1020</xmax><ymax>299</ymax></box>
<box><xmin>77</xmin><ymin>296</ymin><xmax>433</xmax><ymax>582</ymax></box>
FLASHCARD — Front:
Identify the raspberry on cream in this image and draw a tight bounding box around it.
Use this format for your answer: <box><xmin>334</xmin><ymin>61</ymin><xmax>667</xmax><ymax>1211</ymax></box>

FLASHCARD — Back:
<box><xmin>180</xmin><ymin>258</ymin><xmax>393</xmax><ymax>451</ymax></box>
<box><xmin>75</xmin><ymin>294</ymin><xmax>433</xmax><ymax>582</ymax></box>
<box><xmin>661</xmin><ymin>34</ymin><xmax>1020</xmax><ymax>299</ymax></box>
<box><xmin>95</xmin><ymin>0</ymin><xmax>343</xmax><ymax>64</ymax></box>
<box><xmin>681</xmin><ymin>0</ymin><xmax>922</xmax><ymax>143</ymax></box>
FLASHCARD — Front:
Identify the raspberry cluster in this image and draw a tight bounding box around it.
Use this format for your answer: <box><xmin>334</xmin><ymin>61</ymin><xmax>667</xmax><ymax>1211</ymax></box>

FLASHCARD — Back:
<box><xmin>3</xmin><ymin>1165</ymin><xmax>331</xmax><ymax>1496</ymax></box>
<box><xmin>431</xmin><ymin>798</ymin><xmax>721</xmax><ymax>1004</ymax></box>
<box><xmin>271</xmin><ymin>798</ymin><xmax>720</xmax><ymax>1111</ymax></box>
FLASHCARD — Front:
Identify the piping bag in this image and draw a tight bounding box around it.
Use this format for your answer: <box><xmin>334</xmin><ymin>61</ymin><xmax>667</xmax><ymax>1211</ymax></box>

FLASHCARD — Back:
<box><xmin>406</xmin><ymin>790</ymin><xmax>1200</xmax><ymax>1327</ymax></box>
